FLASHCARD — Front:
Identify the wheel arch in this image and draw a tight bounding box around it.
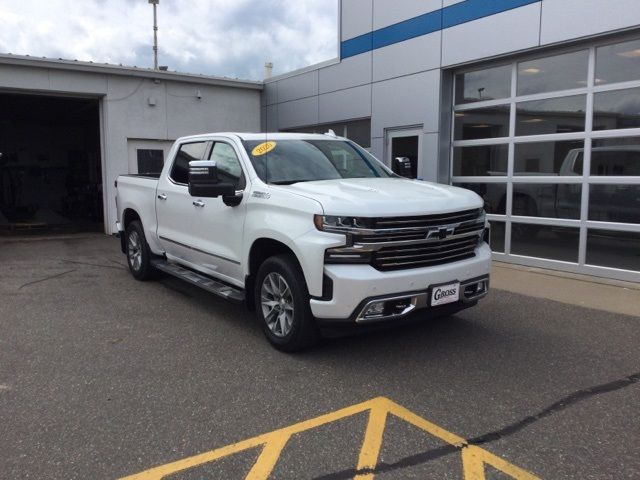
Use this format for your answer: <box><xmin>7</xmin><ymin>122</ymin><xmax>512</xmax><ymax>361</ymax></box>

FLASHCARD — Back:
<box><xmin>123</xmin><ymin>208</ymin><xmax>142</xmax><ymax>230</ymax></box>
<box><xmin>245</xmin><ymin>238</ymin><xmax>301</xmax><ymax>310</ymax></box>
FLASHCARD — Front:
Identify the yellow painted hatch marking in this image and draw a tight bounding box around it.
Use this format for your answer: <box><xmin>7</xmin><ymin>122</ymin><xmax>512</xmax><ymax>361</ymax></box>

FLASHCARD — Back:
<box><xmin>120</xmin><ymin>396</ymin><xmax>540</xmax><ymax>480</ymax></box>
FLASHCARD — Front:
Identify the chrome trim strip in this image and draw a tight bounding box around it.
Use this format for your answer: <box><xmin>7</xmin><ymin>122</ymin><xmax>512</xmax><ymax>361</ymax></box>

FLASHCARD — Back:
<box><xmin>159</xmin><ymin>236</ymin><xmax>241</xmax><ymax>265</ymax></box>
<box><xmin>376</xmin><ymin>251</ymin><xmax>475</xmax><ymax>268</ymax></box>
<box><xmin>330</xmin><ymin>229</ymin><xmax>483</xmax><ymax>253</ymax></box>
<box><xmin>356</xmin><ymin>293</ymin><xmax>428</xmax><ymax>323</ymax></box>
<box><xmin>323</xmin><ymin>210</ymin><xmax>485</xmax><ymax>236</ymax></box>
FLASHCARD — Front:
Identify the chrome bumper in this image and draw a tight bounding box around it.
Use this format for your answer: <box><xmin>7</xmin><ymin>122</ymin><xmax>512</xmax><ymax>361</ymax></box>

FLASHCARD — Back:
<box><xmin>355</xmin><ymin>275</ymin><xmax>489</xmax><ymax>323</ymax></box>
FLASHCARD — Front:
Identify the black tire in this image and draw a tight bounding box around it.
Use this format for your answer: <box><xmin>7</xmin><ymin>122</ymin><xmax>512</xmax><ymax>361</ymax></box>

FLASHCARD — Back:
<box><xmin>254</xmin><ymin>254</ymin><xmax>319</xmax><ymax>352</ymax></box>
<box><xmin>124</xmin><ymin>220</ymin><xmax>157</xmax><ymax>281</ymax></box>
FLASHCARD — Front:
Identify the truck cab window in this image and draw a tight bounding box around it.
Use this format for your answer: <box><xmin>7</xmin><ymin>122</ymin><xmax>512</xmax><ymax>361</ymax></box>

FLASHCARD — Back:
<box><xmin>170</xmin><ymin>141</ymin><xmax>207</xmax><ymax>184</ymax></box>
<box><xmin>209</xmin><ymin>142</ymin><xmax>245</xmax><ymax>190</ymax></box>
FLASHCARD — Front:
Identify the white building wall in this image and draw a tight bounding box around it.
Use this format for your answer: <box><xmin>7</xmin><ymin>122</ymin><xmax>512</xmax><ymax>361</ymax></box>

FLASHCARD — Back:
<box><xmin>0</xmin><ymin>60</ymin><xmax>261</xmax><ymax>234</ymax></box>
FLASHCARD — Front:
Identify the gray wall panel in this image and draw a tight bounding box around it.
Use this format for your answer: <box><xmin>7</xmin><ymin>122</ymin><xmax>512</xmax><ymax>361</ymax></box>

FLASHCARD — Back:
<box><xmin>318</xmin><ymin>84</ymin><xmax>371</xmax><ymax>124</ymax></box>
<box><xmin>263</xmin><ymin>81</ymin><xmax>278</xmax><ymax>106</ymax></box>
<box><xmin>441</xmin><ymin>3</ymin><xmax>542</xmax><ymax>66</ymax></box>
<box><xmin>371</xmin><ymin>70</ymin><xmax>441</xmax><ymax>138</ymax></box>
<box><xmin>370</xmin><ymin>136</ymin><xmax>384</xmax><ymax>164</ymax></box>
<box><xmin>264</xmin><ymin>104</ymin><xmax>278</xmax><ymax>132</ymax></box>
<box><xmin>540</xmin><ymin>0</ymin><xmax>640</xmax><ymax>45</ymax></box>
<box><xmin>0</xmin><ymin>65</ymin><xmax>49</xmax><ymax>90</ymax></box>
<box><xmin>276</xmin><ymin>70</ymin><xmax>318</xmax><ymax>103</ymax></box>
<box><xmin>373</xmin><ymin>32</ymin><xmax>441</xmax><ymax>82</ymax></box>
<box><xmin>49</xmin><ymin>70</ymin><xmax>107</xmax><ymax>94</ymax></box>
<box><xmin>373</xmin><ymin>0</ymin><xmax>441</xmax><ymax>30</ymax></box>
<box><xmin>277</xmin><ymin>96</ymin><xmax>319</xmax><ymax>129</ymax></box>
<box><xmin>165</xmin><ymin>83</ymin><xmax>260</xmax><ymax>139</ymax></box>
<box><xmin>420</xmin><ymin>133</ymin><xmax>440</xmax><ymax>182</ymax></box>
<box><xmin>341</xmin><ymin>0</ymin><xmax>373</xmax><ymax>41</ymax></box>
<box><xmin>319</xmin><ymin>53</ymin><xmax>372</xmax><ymax>94</ymax></box>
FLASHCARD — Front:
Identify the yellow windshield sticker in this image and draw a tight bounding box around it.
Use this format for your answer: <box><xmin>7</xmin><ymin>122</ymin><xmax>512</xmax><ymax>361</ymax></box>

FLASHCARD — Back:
<box><xmin>252</xmin><ymin>141</ymin><xmax>277</xmax><ymax>156</ymax></box>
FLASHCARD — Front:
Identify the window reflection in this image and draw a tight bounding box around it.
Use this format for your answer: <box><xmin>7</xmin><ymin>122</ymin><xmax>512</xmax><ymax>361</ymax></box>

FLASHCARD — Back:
<box><xmin>516</xmin><ymin>95</ymin><xmax>586</xmax><ymax>136</ymax></box>
<box><xmin>453</xmin><ymin>183</ymin><xmax>506</xmax><ymax>214</ymax></box>
<box><xmin>511</xmin><ymin>225</ymin><xmax>579</xmax><ymax>262</ymax></box>
<box><xmin>514</xmin><ymin>140</ymin><xmax>584</xmax><ymax>175</ymax></box>
<box><xmin>593</xmin><ymin>87</ymin><xmax>640</xmax><ymax>131</ymax></box>
<box><xmin>454</xmin><ymin>106</ymin><xmax>510</xmax><ymax>140</ymax></box>
<box><xmin>455</xmin><ymin>65</ymin><xmax>512</xmax><ymax>104</ymax></box>
<box><xmin>453</xmin><ymin>145</ymin><xmax>508</xmax><ymax>176</ymax></box>
<box><xmin>589</xmin><ymin>184</ymin><xmax>640</xmax><ymax>224</ymax></box>
<box><xmin>586</xmin><ymin>230</ymin><xmax>640</xmax><ymax>271</ymax></box>
<box><xmin>512</xmin><ymin>184</ymin><xmax>582</xmax><ymax>219</ymax></box>
<box><xmin>596</xmin><ymin>39</ymin><xmax>640</xmax><ymax>86</ymax></box>
<box><xmin>517</xmin><ymin>50</ymin><xmax>589</xmax><ymax>95</ymax></box>
<box><xmin>591</xmin><ymin>137</ymin><xmax>640</xmax><ymax>176</ymax></box>
<box><xmin>489</xmin><ymin>221</ymin><xmax>505</xmax><ymax>252</ymax></box>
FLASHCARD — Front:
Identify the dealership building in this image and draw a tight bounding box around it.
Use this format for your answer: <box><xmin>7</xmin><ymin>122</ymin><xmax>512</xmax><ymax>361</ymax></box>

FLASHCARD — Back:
<box><xmin>1</xmin><ymin>0</ymin><xmax>639</xmax><ymax>282</ymax></box>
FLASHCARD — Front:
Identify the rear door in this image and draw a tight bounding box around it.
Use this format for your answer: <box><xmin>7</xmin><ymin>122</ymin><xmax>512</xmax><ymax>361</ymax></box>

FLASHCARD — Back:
<box><xmin>156</xmin><ymin>140</ymin><xmax>209</xmax><ymax>261</ymax></box>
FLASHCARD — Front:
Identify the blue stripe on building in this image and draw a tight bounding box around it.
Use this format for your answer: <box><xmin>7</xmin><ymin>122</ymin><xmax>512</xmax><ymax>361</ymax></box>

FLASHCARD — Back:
<box><xmin>340</xmin><ymin>0</ymin><xmax>541</xmax><ymax>59</ymax></box>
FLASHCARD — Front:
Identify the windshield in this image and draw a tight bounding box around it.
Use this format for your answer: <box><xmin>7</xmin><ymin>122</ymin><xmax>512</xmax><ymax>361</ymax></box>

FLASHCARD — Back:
<box><xmin>242</xmin><ymin>139</ymin><xmax>393</xmax><ymax>185</ymax></box>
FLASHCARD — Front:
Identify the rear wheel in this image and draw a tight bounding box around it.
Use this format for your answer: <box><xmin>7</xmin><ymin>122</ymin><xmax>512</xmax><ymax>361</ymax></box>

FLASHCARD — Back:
<box><xmin>125</xmin><ymin>220</ymin><xmax>156</xmax><ymax>281</ymax></box>
<box><xmin>255</xmin><ymin>254</ymin><xmax>319</xmax><ymax>352</ymax></box>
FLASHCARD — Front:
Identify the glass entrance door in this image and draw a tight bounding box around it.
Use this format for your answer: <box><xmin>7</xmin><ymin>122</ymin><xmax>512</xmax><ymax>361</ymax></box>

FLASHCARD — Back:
<box><xmin>386</xmin><ymin>129</ymin><xmax>422</xmax><ymax>179</ymax></box>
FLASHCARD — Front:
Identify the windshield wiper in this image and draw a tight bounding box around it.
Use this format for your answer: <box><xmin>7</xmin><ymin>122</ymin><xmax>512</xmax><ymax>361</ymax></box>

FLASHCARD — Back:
<box><xmin>269</xmin><ymin>179</ymin><xmax>310</xmax><ymax>185</ymax></box>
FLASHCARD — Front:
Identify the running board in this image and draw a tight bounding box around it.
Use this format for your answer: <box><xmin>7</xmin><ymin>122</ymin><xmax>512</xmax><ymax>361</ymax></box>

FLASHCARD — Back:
<box><xmin>151</xmin><ymin>259</ymin><xmax>245</xmax><ymax>303</ymax></box>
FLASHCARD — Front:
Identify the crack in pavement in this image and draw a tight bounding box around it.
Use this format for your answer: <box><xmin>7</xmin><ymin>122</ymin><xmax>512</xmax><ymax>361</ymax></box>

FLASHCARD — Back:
<box><xmin>61</xmin><ymin>259</ymin><xmax>124</xmax><ymax>270</ymax></box>
<box><xmin>314</xmin><ymin>371</ymin><xmax>640</xmax><ymax>480</ymax></box>
<box><xmin>18</xmin><ymin>269</ymin><xmax>76</xmax><ymax>290</ymax></box>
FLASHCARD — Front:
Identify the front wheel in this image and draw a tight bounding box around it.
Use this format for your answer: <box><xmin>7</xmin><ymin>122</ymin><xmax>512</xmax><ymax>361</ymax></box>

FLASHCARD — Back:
<box><xmin>255</xmin><ymin>254</ymin><xmax>319</xmax><ymax>352</ymax></box>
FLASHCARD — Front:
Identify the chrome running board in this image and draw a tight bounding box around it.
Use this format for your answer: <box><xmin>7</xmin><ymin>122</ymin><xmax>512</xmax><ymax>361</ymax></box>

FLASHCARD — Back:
<box><xmin>151</xmin><ymin>259</ymin><xmax>245</xmax><ymax>303</ymax></box>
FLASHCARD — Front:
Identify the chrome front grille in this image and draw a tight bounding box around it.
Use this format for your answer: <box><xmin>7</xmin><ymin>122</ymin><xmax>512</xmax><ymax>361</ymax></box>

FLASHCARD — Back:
<box><xmin>372</xmin><ymin>235</ymin><xmax>479</xmax><ymax>270</ymax></box>
<box><xmin>325</xmin><ymin>208</ymin><xmax>486</xmax><ymax>271</ymax></box>
<box><xmin>372</xmin><ymin>209</ymin><xmax>483</xmax><ymax>229</ymax></box>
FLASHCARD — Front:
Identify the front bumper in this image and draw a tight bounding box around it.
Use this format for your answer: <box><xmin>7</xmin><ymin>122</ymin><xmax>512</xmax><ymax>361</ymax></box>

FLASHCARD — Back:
<box><xmin>310</xmin><ymin>242</ymin><xmax>491</xmax><ymax>321</ymax></box>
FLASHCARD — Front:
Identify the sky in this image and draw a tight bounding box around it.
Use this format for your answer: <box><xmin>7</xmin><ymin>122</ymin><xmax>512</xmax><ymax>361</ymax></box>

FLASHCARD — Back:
<box><xmin>0</xmin><ymin>0</ymin><xmax>339</xmax><ymax>80</ymax></box>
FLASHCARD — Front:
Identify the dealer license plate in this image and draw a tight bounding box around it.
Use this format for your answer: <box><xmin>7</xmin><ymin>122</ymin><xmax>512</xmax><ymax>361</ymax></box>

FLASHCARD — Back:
<box><xmin>431</xmin><ymin>282</ymin><xmax>460</xmax><ymax>306</ymax></box>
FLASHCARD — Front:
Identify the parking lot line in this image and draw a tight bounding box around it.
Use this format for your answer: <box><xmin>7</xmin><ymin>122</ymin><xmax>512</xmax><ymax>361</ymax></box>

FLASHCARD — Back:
<box><xmin>120</xmin><ymin>396</ymin><xmax>540</xmax><ymax>479</ymax></box>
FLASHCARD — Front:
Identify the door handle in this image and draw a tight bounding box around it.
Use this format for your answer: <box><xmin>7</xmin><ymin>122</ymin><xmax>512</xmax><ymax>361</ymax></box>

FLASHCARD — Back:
<box><xmin>157</xmin><ymin>193</ymin><xmax>167</xmax><ymax>200</ymax></box>
<box><xmin>192</xmin><ymin>200</ymin><xmax>205</xmax><ymax>208</ymax></box>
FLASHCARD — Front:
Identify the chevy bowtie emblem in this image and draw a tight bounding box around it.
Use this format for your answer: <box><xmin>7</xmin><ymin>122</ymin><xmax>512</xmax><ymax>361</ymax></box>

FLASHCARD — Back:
<box><xmin>427</xmin><ymin>226</ymin><xmax>456</xmax><ymax>240</ymax></box>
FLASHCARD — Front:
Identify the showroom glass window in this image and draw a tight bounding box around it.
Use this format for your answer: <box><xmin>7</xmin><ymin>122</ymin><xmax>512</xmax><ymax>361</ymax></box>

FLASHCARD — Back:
<box><xmin>451</xmin><ymin>37</ymin><xmax>640</xmax><ymax>282</ymax></box>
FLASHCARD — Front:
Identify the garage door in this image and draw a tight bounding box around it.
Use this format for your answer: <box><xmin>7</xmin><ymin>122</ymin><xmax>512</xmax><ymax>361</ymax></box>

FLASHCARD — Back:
<box><xmin>0</xmin><ymin>93</ymin><xmax>102</xmax><ymax>234</ymax></box>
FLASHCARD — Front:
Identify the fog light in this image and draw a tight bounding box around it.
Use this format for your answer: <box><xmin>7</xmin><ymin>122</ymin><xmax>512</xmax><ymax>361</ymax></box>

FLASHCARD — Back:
<box><xmin>363</xmin><ymin>301</ymin><xmax>385</xmax><ymax>318</ymax></box>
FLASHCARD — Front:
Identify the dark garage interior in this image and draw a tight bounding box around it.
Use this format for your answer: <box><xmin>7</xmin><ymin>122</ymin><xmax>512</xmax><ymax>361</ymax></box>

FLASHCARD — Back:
<box><xmin>0</xmin><ymin>93</ymin><xmax>103</xmax><ymax>234</ymax></box>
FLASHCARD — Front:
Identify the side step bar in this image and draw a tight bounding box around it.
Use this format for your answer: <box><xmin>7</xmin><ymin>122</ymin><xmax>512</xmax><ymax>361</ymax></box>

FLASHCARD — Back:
<box><xmin>151</xmin><ymin>259</ymin><xmax>245</xmax><ymax>303</ymax></box>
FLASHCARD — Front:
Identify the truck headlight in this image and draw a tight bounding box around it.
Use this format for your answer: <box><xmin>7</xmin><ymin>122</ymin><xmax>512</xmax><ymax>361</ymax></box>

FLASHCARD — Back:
<box><xmin>313</xmin><ymin>214</ymin><xmax>370</xmax><ymax>233</ymax></box>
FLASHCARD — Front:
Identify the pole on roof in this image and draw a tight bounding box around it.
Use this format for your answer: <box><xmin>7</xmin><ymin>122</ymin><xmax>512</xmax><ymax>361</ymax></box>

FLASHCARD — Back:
<box><xmin>149</xmin><ymin>0</ymin><xmax>159</xmax><ymax>70</ymax></box>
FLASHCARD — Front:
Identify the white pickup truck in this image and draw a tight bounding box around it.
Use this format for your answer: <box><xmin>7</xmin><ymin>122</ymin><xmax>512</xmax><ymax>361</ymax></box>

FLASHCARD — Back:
<box><xmin>115</xmin><ymin>132</ymin><xmax>491</xmax><ymax>351</ymax></box>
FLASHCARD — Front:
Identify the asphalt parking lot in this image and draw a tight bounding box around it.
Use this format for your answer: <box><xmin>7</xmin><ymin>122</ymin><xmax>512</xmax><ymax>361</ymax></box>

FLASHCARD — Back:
<box><xmin>1</xmin><ymin>234</ymin><xmax>639</xmax><ymax>479</ymax></box>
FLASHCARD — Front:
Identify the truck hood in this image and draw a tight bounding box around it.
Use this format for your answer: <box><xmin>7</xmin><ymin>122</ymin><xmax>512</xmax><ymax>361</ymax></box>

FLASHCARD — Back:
<box><xmin>276</xmin><ymin>178</ymin><xmax>483</xmax><ymax>216</ymax></box>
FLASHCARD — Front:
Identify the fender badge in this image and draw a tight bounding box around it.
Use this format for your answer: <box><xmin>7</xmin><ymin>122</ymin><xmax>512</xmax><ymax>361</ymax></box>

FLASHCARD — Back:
<box><xmin>252</xmin><ymin>191</ymin><xmax>271</xmax><ymax>199</ymax></box>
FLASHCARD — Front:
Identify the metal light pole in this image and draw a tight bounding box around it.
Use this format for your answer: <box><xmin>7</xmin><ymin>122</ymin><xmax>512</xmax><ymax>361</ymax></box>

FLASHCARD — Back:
<box><xmin>149</xmin><ymin>0</ymin><xmax>159</xmax><ymax>70</ymax></box>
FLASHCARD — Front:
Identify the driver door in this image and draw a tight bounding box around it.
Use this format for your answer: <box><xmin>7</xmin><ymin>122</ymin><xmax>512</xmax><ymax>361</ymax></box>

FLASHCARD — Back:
<box><xmin>156</xmin><ymin>140</ymin><xmax>209</xmax><ymax>262</ymax></box>
<box><xmin>188</xmin><ymin>140</ymin><xmax>248</xmax><ymax>286</ymax></box>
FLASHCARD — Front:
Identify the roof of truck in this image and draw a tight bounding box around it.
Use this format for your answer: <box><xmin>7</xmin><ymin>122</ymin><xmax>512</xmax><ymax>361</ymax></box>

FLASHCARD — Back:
<box><xmin>177</xmin><ymin>132</ymin><xmax>346</xmax><ymax>142</ymax></box>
